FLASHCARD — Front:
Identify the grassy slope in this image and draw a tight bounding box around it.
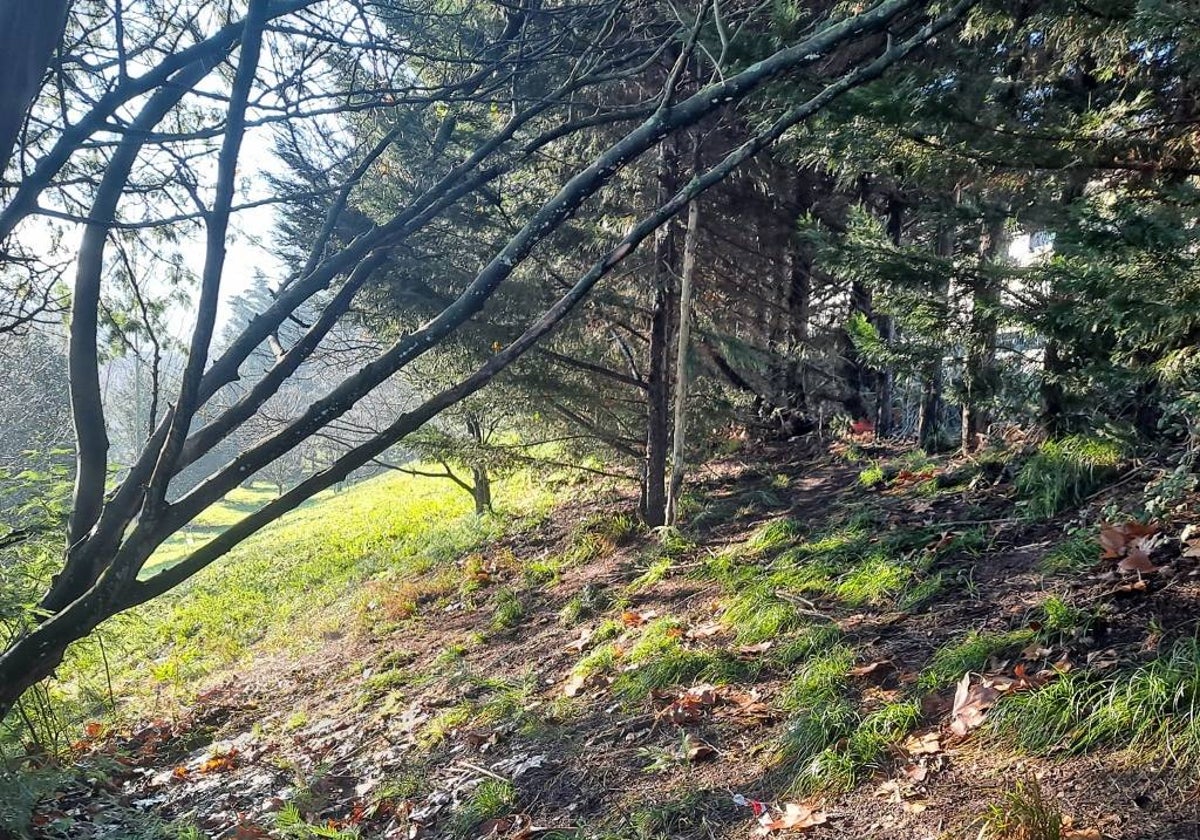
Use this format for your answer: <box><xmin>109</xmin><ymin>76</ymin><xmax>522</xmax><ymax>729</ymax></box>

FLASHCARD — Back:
<box><xmin>61</xmin><ymin>468</ymin><xmax>562</xmax><ymax>719</ymax></box>
<box><xmin>10</xmin><ymin>440</ymin><xmax>1200</xmax><ymax>840</ymax></box>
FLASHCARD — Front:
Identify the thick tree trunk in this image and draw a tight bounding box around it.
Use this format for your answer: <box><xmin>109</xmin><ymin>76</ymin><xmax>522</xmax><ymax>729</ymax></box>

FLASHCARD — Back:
<box><xmin>0</xmin><ymin>0</ymin><xmax>70</xmax><ymax>179</ymax></box>
<box><xmin>641</xmin><ymin>140</ymin><xmax>678</xmax><ymax>527</ymax></box>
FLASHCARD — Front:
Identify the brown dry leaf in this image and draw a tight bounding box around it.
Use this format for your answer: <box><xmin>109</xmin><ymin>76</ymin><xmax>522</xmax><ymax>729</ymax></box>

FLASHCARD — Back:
<box><xmin>171</xmin><ymin>765</ymin><xmax>189</xmax><ymax>782</ymax></box>
<box><xmin>657</xmin><ymin>684</ymin><xmax>720</xmax><ymax>725</ymax></box>
<box><xmin>1062</xmin><ymin>830</ymin><xmax>1102</xmax><ymax>840</ymax></box>
<box><xmin>1099</xmin><ymin>525</ymin><xmax>1128</xmax><ymax>559</ymax></box>
<box><xmin>848</xmin><ymin>660</ymin><xmax>893</xmax><ymax>679</ymax></box>
<box><xmin>1182</xmin><ymin>539</ymin><xmax>1200</xmax><ymax>558</ymax></box>
<box><xmin>684</xmin><ymin>734</ymin><xmax>716</xmax><ymax>762</ymax></box>
<box><xmin>736</xmin><ymin>641</ymin><xmax>774</xmax><ymax>658</ymax></box>
<box><xmin>621</xmin><ymin>610</ymin><xmax>647</xmax><ymax>627</ymax></box>
<box><xmin>563</xmin><ymin>627</ymin><xmax>595</xmax><ymax>654</ymax></box>
<box><xmin>199</xmin><ymin>748</ymin><xmax>239</xmax><ymax>774</ymax></box>
<box><xmin>902</xmin><ymin>799</ymin><xmax>929</xmax><ymax>814</ymax></box>
<box><xmin>1117</xmin><ymin>545</ymin><xmax>1159</xmax><ymax>574</ymax></box>
<box><xmin>561</xmin><ymin>673</ymin><xmax>588</xmax><ymax>698</ymax></box>
<box><xmin>950</xmin><ymin>674</ymin><xmax>998</xmax><ymax>737</ymax></box>
<box><xmin>903</xmin><ymin>731</ymin><xmax>941</xmax><ymax>755</ymax></box>
<box><xmin>720</xmin><ymin>689</ymin><xmax>776</xmax><ymax>727</ymax></box>
<box><xmin>756</xmin><ymin>802</ymin><xmax>828</xmax><ymax>833</ymax></box>
<box><xmin>1124</xmin><ymin>521</ymin><xmax>1161</xmax><ymax>538</ymax></box>
<box><xmin>1020</xmin><ymin>642</ymin><xmax>1052</xmax><ymax>660</ymax></box>
<box><xmin>902</xmin><ymin>763</ymin><xmax>929</xmax><ymax>782</ymax></box>
<box><xmin>686</xmin><ymin>622</ymin><xmax>724</xmax><ymax>640</ymax></box>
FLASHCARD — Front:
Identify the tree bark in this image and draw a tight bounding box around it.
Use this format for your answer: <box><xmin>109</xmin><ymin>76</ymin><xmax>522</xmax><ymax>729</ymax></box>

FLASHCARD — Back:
<box><xmin>0</xmin><ymin>0</ymin><xmax>70</xmax><ymax>180</ymax></box>
<box><xmin>666</xmin><ymin>197</ymin><xmax>700</xmax><ymax>525</ymax></box>
<box><xmin>918</xmin><ymin>222</ymin><xmax>953</xmax><ymax>450</ymax></box>
<box><xmin>961</xmin><ymin>215</ymin><xmax>1005</xmax><ymax>453</ymax></box>
<box><xmin>876</xmin><ymin>194</ymin><xmax>903</xmax><ymax>436</ymax></box>
<box><xmin>641</xmin><ymin>140</ymin><xmax>678</xmax><ymax>527</ymax></box>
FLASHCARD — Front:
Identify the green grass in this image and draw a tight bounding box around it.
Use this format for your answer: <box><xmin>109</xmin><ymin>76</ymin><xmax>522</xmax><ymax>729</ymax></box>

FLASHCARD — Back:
<box><xmin>58</xmin><ymin>468</ymin><xmax>558</xmax><ymax>722</ymax></box>
<box><xmin>594</xmin><ymin>618</ymin><xmax>754</xmax><ymax>700</ymax></box>
<box><xmin>747</xmin><ymin>518</ymin><xmax>805</xmax><ymax>554</ymax></box>
<box><xmin>919</xmin><ymin>629</ymin><xmax>1035</xmax><ymax>690</ymax></box>
<box><xmin>1039</xmin><ymin>531</ymin><xmax>1099</xmax><ymax>575</ymax></box>
<box><xmin>1015</xmin><ymin>435</ymin><xmax>1124</xmax><ymax>520</ymax></box>
<box><xmin>834</xmin><ymin>552</ymin><xmax>913</xmax><ymax>606</ymax></box>
<box><xmin>991</xmin><ymin>638</ymin><xmax>1200</xmax><ymax>767</ymax></box>
<box><xmin>975</xmin><ymin>775</ymin><xmax>1065</xmax><ymax>840</ymax></box>
<box><xmin>451</xmin><ymin>779</ymin><xmax>515</xmax><ymax>837</ymax></box>
<box><xmin>491</xmin><ymin>588</ymin><xmax>525</xmax><ymax>631</ymax></box>
<box><xmin>857</xmin><ymin>463</ymin><xmax>885</xmax><ymax>488</ymax></box>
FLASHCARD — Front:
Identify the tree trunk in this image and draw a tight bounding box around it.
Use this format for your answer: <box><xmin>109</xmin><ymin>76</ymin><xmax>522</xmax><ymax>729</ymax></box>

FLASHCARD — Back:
<box><xmin>961</xmin><ymin>215</ymin><xmax>1005</xmax><ymax>453</ymax></box>
<box><xmin>0</xmin><ymin>0</ymin><xmax>70</xmax><ymax>179</ymax></box>
<box><xmin>919</xmin><ymin>223</ymin><xmax>953</xmax><ymax>450</ymax></box>
<box><xmin>876</xmin><ymin>195</ymin><xmax>903</xmax><ymax>437</ymax></box>
<box><xmin>1039</xmin><ymin>337</ymin><xmax>1066</xmax><ymax>436</ymax></box>
<box><xmin>641</xmin><ymin>140</ymin><xmax>678</xmax><ymax>527</ymax></box>
<box><xmin>666</xmin><ymin>198</ymin><xmax>699</xmax><ymax>526</ymax></box>
<box><xmin>472</xmin><ymin>465</ymin><xmax>492</xmax><ymax>515</ymax></box>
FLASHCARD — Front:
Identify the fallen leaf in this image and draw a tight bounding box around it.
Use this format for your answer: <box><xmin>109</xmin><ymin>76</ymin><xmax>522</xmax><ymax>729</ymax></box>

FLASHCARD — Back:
<box><xmin>199</xmin><ymin>748</ymin><xmax>239</xmax><ymax>773</ymax></box>
<box><xmin>903</xmin><ymin>731</ymin><xmax>941</xmax><ymax>755</ymax></box>
<box><xmin>902</xmin><ymin>763</ymin><xmax>928</xmax><ymax>782</ymax></box>
<box><xmin>848</xmin><ymin>660</ymin><xmax>893</xmax><ymax>679</ymax></box>
<box><xmin>950</xmin><ymin>674</ymin><xmax>998</xmax><ymax>737</ymax></box>
<box><xmin>686</xmin><ymin>622</ymin><xmax>723</xmax><ymax>640</ymax></box>
<box><xmin>684</xmin><ymin>734</ymin><xmax>716</xmax><ymax>762</ymax></box>
<box><xmin>736</xmin><ymin>641</ymin><xmax>774</xmax><ymax>658</ymax></box>
<box><xmin>757</xmin><ymin>802</ymin><xmax>828</xmax><ymax>833</ymax></box>
<box><xmin>562</xmin><ymin>674</ymin><xmax>587</xmax><ymax>698</ymax></box>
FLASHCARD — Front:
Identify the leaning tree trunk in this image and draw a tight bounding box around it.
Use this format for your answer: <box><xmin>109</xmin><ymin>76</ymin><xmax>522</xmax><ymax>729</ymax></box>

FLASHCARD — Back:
<box><xmin>0</xmin><ymin>0</ymin><xmax>70</xmax><ymax>179</ymax></box>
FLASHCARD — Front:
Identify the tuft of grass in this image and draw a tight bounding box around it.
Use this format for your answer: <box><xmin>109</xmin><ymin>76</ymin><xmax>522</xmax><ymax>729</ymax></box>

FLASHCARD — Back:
<box><xmin>610</xmin><ymin>618</ymin><xmax>754</xmax><ymax>699</ymax></box>
<box><xmin>747</xmin><ymin>518</ymin><xmax>805</xmax><ymax>554</ymax></box>
<box><xmin>1016</xmin><ymin>435</ymin><xmax>1124</xmax><ymax>520</ymax></box>
<box><xmin>419</xmin><ymin>702</ymin><xmax>473</xmax><ymax>748</ymax></box>
<box><xmin>897</xmin><ymin>572</ymin><xmax>944</xmax><ymax>611</ymax></box>
<box><xmin>722</xmin><ymin>586</ymin><xmax>802</xmax><ymax>643</ymax></box>
<box><xmin>796</xmin><ymin>700</ymin><xmax>920</xmax><ymax>793</ymax></box>
<box><xmin>1037</xmin><ymin>595</ymin><xmax>1088</xmax><ymax>641</ymax></box>
<box><xmin>490</xmin><ymin>588</ymin><xmax>525</xmax><ymax>631</ymax></box>
<box><xmin>975</xmin><ymin>775</ymin><xmax>1064</xmax><ymax>840</ymax></box>
<box><xmin>627</xmin><ymin>790</ymin><xmax>709</xmax><ymax>840</ymax></box>
<box><xmin>857</xmin><ymin>463</ymin><xmax>885</xmax><ymax>488</ymax></box>
<box><xmin>451</xmin><ymin>779</ymin><xmax>515</xmax><ymax>838</ymax></box>
<box><xmin>559</xmin><ymin>583</ymin><xmax>610</xmax><ymax>625</ymax></box>
<box><xmin>834</xmin><ymin>552</ymin><xmax>912</xmax><ymax>606</ymax></box>
<box><xmin>1039</xmin><ymin>531</ymin><xmax>1099</xmax><ymax>575</ymax></box>
<box><xmin>772</xmin><ymin>625</ymin><xmax>843</xmax><ymax>667</ymax></box>
<box><xmin>992</xmin><ymin>638</ymin><xmax>1200</xmax><ymax>767</ymax></box>
<box><xmin>919</xmin><ymin>629</ymin><xmax>1035</xmax><ymax>690</ymax></box>
<box><xmin>779</xmin><ymin>646</ymin><xmax>854</xmax><ymax>712</ymax></box>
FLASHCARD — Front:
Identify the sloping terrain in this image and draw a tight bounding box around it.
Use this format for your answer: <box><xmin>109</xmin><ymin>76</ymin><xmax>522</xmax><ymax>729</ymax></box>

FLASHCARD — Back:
<box><xmin>9</xmin><ymin>441</ymin><xmax>1200</xmax><ymax>840</ymax></box>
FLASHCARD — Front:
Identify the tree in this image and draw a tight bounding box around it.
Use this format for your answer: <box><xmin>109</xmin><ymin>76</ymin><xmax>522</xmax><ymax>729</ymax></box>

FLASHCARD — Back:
<box><xmin>0</xmin><ymin>0</ymin><xmax>973</xmax><ymax>720</ymax></box>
